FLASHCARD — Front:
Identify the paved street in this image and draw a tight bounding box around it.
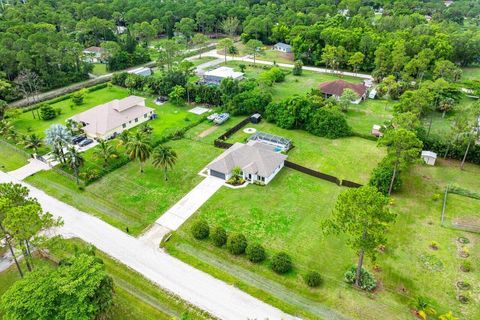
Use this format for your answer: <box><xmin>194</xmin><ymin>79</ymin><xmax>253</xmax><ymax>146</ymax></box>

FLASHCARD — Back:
<box><xmin>0</xmin><ymin>170</ymin><xmax>296</xmax><ymax>320</ymax></box>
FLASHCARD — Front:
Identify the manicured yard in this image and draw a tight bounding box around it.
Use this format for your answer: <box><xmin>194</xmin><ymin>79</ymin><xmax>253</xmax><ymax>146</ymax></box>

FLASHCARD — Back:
<box><xmin>25</xmin><ymin>139</ymin><xmax>222</xmax><ymax>235</ymax></box>
<box><xmin>226</xmin><ymin>121</ymin><xmax>385</xmax><ymax>184</ymax></box>
<box><xmin>346</xmin><ymin>99</ymin><xmax>394</xmax><ymax>135</ymax></box>
<box><xmin>91</xmin><ymin>63</ymin><xmax>108</xmax><ymax>76</ymax></box>
<box><xmin>166</xmin><ymin>158</ymin><xmax>480</xmax><ymax>320</ymax></box>
<box><xmin>0</xmin><ymin>142</ymin><xmax>29</xmax><ymax>171</ymax></box>
<box><xmin>444</xmin><ymin>193</ymin><xmax>480</xmax><ymax>231</ymax></box>
<box><xmin>11</xmin><ymin>86</ymin><xmax>131</xmax><ymax>139</ymax></box>
<box><xmin>0</xmin><ymin>239</ymin><xmax>211</xmax><ymax>320</ymax></box>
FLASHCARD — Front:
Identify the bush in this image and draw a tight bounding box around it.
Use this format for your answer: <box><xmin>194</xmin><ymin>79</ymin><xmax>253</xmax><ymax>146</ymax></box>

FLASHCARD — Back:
<box><xmin>39</xmin><ymin>104</ymin><xmax>56</xmax><ymax>120</ymax></box>
<box><xmin>246</xmin><ymin>243</ymin><xmax>266</xmax><ymax>263</ymax></box>
<box><xmin>211</xmin><ymin>226</ymin><xmax>227</xmax><ymax>247</ymax></box>
<box><xmin>227</xmin><ymin>233</ymin><xmax>247</xmax><ymax>255</ymax></box>
<box><xmin>71</xmin><ymin>89</ymin><xmax>86</xmax><ymax>105</ymax></box>
<box><xmin>369</xmin><ymin>157</ymin><xmax>402</xmax><ymax>195</ymax></box>
<box><xmin>304</xmin><ymin>271</ymin><xmax>322</xmax><ymax>287</ymax></box>
<box><xmin>344</xmin><ymin>266</ymin><xmax>377</xmax><ymax>291</ymax></box>
<box><xmin>292</xmin><ymin>60</ymin><xmax>303</xmax><ymax>76</ymax></box>
<box><xmin>306</xmin><ymin>108</ymin><xmax>352</xmax><ymax>139</ymax></box>
<box><xmin>191</xmin><ymin>220</ymin><xmax>210</xmax><ymax>240</ymax></box>
<box><xmin>271</xmin><ymin>252</ymin><xmax>292</xmax><ymax>274</ymax></box>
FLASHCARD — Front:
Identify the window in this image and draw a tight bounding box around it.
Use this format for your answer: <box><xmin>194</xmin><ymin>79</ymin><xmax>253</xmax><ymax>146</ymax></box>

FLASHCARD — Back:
<box><xmin>144</xmin><ymin>113</ymin><xmax>147</xmax><ymax>118</ymax></box>
<box><xmin>135</xmin><ymin>118</ymin><xmax>138</xmax><ymax>122</ymax></box>
<box><xmin>122</xmin><ymin>124</ymin><xmax>126</xmax><ymax>128</ymax></box>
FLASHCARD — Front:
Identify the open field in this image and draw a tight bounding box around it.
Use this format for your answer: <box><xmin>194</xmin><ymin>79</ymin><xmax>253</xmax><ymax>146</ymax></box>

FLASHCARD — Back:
<box><xmin>25</xmin><ymin>139</ymin><xmax>222</xmax><ymax>235</ymax></box>
<box><xmin>226</xmin><ymin>121</ymin><xmax>385</xmax><ymax>184</ymax></box>
<box><xmin>0</xmin><ymin>141</ymin><xmax>29</xmax><ymax>171</ymax></box>
<box><xmin>0</xmin><ymin>239</ymin><xmax>211</xmax><ymax>320</ymax></box>
<box><xmin>166</xmin><ymin>158</ymin><xmax>480</xmax><ymax>320</ymax></box>
<box><xmin>92</xmin><ymin>63</ymin><xmax>108</xmax><ymax>76</ymax></box>
<box><xmin>445</xmin><ymin>193</ymin><xmax>480</xmax><ymax>231</ymax></box>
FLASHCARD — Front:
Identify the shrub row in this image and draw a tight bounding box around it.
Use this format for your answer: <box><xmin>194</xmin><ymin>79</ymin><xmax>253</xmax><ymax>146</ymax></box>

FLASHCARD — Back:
<box><xmin>190</xmin><ymin>220</ymin><xmax>322</xmax><ymax>287</ymax></box>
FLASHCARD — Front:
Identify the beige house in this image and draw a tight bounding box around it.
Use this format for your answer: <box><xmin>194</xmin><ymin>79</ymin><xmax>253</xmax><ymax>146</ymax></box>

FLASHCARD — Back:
<box><xmin>207</xmin><ymin>141</ymin><xmax>287</xmax><ymax>185</ymax></box>
<box><xmin>71</xmin><ymin>96</ymin><xmax>154</xmax><ymax>139</ymax></box>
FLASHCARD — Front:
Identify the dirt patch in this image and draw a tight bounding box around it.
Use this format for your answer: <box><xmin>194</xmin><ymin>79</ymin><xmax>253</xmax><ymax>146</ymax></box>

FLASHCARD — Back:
<box><xmin>198</xmin><ymin>126</ymin><xmax>218</xmax><ymax>138</ymax></box>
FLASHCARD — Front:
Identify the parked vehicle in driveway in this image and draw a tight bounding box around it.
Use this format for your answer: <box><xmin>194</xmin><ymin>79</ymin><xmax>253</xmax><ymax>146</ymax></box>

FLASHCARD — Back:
<box><xmin>72</xmin><ymin>135</ymin><xmax>86</xmax><ymax>144</ymax></box>
<box><xmin>207</xmin><ymin>113</ymin><xmax>218</xmax><ymax>121</ymax></box>
<box><xmin>78</xmin><ymin>138</ymin><xmax>93</xmax><ymax>147</ymax></box>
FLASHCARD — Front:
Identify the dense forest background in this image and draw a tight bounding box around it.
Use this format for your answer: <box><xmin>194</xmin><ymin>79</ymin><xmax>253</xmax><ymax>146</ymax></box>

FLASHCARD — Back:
<box><xmin>1</xmin><ymin>0</ymin><xmax>480</xmax><ymax>102</ymax></box>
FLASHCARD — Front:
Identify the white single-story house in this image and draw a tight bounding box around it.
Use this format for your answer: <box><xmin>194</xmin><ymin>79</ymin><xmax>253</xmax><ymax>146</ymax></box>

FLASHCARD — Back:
<box><xmin>82</xmin><ymin>46</ymin><xmax>105</xmax><ymax>63</ymax></box>
<box><xmin>128</xmin><ymin>67</ymin><xmax>152</xmax><ymax>77</ymax></box>
<box><xmin>203</xmin><ymin>67</ymin><xmax>244</xmax><ymax>84</ymax></box>
<box><xmin>273</xmin><ymin>42</ymin><xmax>292</xmax><ymax>53</ymax></box>
<box><xmin>71</xmin><ymin>96</ymin><xmax>154</xmax><ymax>139</ymax></box>
<box><xmin>318</xmin><ymin>79</ymin><xmax>368</xmax><ymax>104</ymax></box>
<box><xmin>207</xmin><ymin>141</ymin><xmax>287</xmax><ymax>185</ymax></box>
<box><xmin>421</xmin><ymin>151</ymin><xmax>438</xmax><ymax>166</ymax></box>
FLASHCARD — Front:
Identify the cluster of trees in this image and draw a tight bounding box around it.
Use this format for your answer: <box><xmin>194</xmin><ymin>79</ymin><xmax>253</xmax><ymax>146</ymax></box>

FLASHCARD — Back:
<box><xmin>265</xmin><ymin>92</ymin><xmax>352</xmax><ymax>139</ymax></box>
<box><xmin>0</xmin><ymin>182</ymin><xmax>114</xmax><ymax>318</ymax></box>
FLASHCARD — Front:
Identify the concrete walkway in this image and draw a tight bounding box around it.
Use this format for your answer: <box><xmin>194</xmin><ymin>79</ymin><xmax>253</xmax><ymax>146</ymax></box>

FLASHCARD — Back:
<box><xmin>155</xmin><ymin>176</ymin><xmax>224</xmax><ymax>231</ymax></box>
<box><xmin>8</xmin><ymin>158</ymin><xmax>51</xmax><ymax>180</ymax></box>
<box><xmin>0</xmin><ymin>171</ymin><xmax>295</xmax><ymax>319</ymax></box>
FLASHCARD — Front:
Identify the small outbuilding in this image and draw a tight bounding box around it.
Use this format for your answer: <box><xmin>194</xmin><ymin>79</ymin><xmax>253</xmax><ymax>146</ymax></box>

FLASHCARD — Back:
<box><xmin>82</xmin><ymin>46</ymin><xmax>105</xmax><ymax>63</ymax></box>
<box><xmin>203</xmin><ymin>67</ymin><xmax>244</xmax><ymax>84</ymax></box>
<box><xmin>250</xmin><ymin>113</ymin><xmax>262</xmax><ymax>124</ymax></box>
<box><xmin>421</xmin><ymin>151</ymin><xmax>438</xmax><ymax>166</ymax></box>
<box><xmin>273</xmin><ymin>42</ymin><xmax>292</xmax><ymax>53</ymax></box>
<box><xmin>371</xmin><ymin>124</ymin><xmax>383</xmax><ymax>137</ymax></box>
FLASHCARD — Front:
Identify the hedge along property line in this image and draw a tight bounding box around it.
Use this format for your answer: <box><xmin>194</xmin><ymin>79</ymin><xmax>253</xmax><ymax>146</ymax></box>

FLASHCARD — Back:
<box><xmin>211</xmin><ymin>116</ymin><xmax>363</xmax><ymax>188</ymax></box>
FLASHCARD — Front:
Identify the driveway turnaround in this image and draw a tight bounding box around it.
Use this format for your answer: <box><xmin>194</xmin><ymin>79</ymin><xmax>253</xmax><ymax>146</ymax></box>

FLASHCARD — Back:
<box><xmin>8</xmin><ymin>159</ymin><xmax>51</xmax><ymax>180</ymax></box>
<box><xmin>0</xmin><ymin>171</ymin><xmax>295</xmax><ymax>320</ymax></box>
<box><xmin>155</xmin><ymin>176</ymin><xmax>224</xmax><ymax>231</ymax></box>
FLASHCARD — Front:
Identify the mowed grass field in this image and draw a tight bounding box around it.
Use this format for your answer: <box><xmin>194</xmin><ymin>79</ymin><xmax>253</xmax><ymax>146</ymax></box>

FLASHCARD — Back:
<box><xmin>0</xmin><ymin>142</ymin><xmax>29</xmax><ymax>171</ymax></box>
<box><xmin>26</xmin><ymin>139</ymin><xmax>222</xmax><ymax>235</ymax></box>
<box><xmin>226</xmin><ymin>121</ymin><xmax>385</xmax><ymax>184</ymax></box>
<box><xmin>445</xmin><ymin>193</ymin><xmax>480</xmax><ymax>230</ymax></box>
<box><xmin>0</xmin><ymin>239</ymin><xmax>211</xmax><ymax>320</ymax></box>
<box><xmin>166</xmin><ymin>158</ymin><xmax>480</xmax><ymax>320</ymax></box>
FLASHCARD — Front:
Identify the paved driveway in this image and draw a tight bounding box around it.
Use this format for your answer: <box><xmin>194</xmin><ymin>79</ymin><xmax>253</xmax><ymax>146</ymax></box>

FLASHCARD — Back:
<box><xmin>0</xmin><ymin>171</ymin><xmax>295</xmax><ymax>320</ymax></box>
<box><xmin>156</xmin><ymin>176</ymin><xmax>224</xmax><ymax>230</ymax></box>
<box><xmin>8</xmin><ymin>159</ymin><xmax>50</xmax><ymax>180</ymax></box>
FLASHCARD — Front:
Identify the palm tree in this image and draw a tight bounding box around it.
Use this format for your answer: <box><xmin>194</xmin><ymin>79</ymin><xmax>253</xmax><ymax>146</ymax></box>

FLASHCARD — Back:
<box><xmin>152</xmin><ymin>144</ymin><xmax>177</xmax><ymax>180</ymax></box>
<box><xmin>93</xmin><ymin>139</ymin><xmax>117</xmax><ymax>167</ymax></box>
<box><xmin>139</xmin><ymin>123</ymin><xmax>153</xmax><ymax>135</ymax></box>
<box><xmin>116</xmin><ymin>130</ymin><xmax>130</xmax><ymax>149</ymax></box>
<box><xmin>44</xmin><ymin>124</ymin><xmax>72</xmax><ymax>164</ymax></box>
<box><xmin>22</xmin><ymin>133</ymin><xmax>42</xmax><ymax>154</ymax></box>
<box><xmin>0</xmin><ymin>120</ymin><xmax>13</xmax><ymax>136</ymax></box>
<box><xmin>65</xmin><ymin>146</ymin><xmax>84</xmax><ymax>185</ymax></box>
<box><xmin>125</xmin><ymin>132</ymin><xmax>151</xmax><ymax>173</ymax></box>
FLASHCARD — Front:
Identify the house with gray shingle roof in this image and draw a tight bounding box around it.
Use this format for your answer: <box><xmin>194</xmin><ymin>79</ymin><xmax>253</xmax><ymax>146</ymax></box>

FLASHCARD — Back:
<box><xmin>273</xmin><ymin>42</ymin><xmax>292</xmax><ymax>53</ymax></box>
<box><xmin>207</xmin><ymin>141</ymin><xmax>287</xmax><ymax>185</ymax></box>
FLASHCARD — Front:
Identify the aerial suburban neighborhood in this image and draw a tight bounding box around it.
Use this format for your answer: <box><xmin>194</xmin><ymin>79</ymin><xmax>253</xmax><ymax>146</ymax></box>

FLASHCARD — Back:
<box><xmin>0</xmin><ymin>1</ymin><xmax>480</xmax><ymax>320</ymax></box>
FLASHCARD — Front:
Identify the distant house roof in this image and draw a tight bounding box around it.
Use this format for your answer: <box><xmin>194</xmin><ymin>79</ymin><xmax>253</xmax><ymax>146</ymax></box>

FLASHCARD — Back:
<box><xmin>207</xmin><ymin>141</ymin><xmax>287</xmax><ymax>177</ymax></box>
<box><xmin>318</xmin><ymin>80</ymin><xmax>367</xmax><ymax>97</ymax></box>
<box><xmin>274</xmin><ymin>42</ymin><xmax>292</xmax><ymax>50</ymax></box>
<box><xmin>128</xmin><ymin>67</ymin><xmax>152</xmax><ymax>77</ymax></box>
<box><xmin>83</xmin><ymin>46</ymin><xmax>104</xmax><ymax>54</ymax></box>
<box><xmin>204</xmin><ymin>67</ymin><xmax>244</xmax><ymax>80</ymax></box>
<box><xmin>71</xmin><ymin>96</ymin><xmax>153</xmax><ymax>136</ymax></box>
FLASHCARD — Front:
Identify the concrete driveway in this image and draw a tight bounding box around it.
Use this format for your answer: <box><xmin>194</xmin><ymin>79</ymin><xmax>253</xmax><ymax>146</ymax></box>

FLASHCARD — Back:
<box><xmin>155</xmin><ymin>176</ymin><xmax>224</xmax><ymax>231</ymax></box>
<box><xmin>0</xmin><ymin>171</ymin><xmax>296</xmax><ymax>320</ymax></box>
<box><xmin>8</xmin><ymin>159</ymin><xmax>51</xmax><ymax>180</ymax></box>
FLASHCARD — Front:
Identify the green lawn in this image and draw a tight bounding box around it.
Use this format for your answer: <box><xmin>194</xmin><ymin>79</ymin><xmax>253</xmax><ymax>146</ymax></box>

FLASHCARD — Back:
<box><xmin>25</xmin><ymin>139</ymin><xmax>222</xmax><ymax>235</ymax></box>
<box><xmin>92</xmin><ymin>63</ymin><xmax>108</xmax><ymax>76</ymax></box>
<box><xmin>461</xmin><ymin>67</ymin><xmax>480</xmax><ymax>81</ymax></box>
<box><xmin>0</xmin><ymin>239</ymin><xmax>211</xmax><ymax>320</ymax></box>
<box><xmin>444</xmin><ymin>193</ymin><xmax>480</xmax><ymax>231</ymax></box>
<box><xmin>166</xmin><ymin>158</ymin><xmax>480</xmax><ymax>320</ymax></box>
<box><xmin>226</xmin><ymin>121</ymin><xmax>385</xmax><ymax>184</ymax></box>
<box><xmin>189</xmin><ymin>56</ymin><xmax>217</xmax><ymax>66</ymax></box>
<box><xmin>0</xmin><ymin>142</ymin><xmax>29</xmax><ymax>171</ymax></box>
<box><xmin>259</xmin><ymin>48</ymin><xmax>295</xmax><ymax>64</ymax></box>
<box><xmin>346</xmin><ymin>99</ymin><xmax>395</xmax><ymax>135</ymax></box>
<box><xmin>11</xmin><ymin>86</ymin><xmax>130</xmax><ymax>139</ymax></box>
